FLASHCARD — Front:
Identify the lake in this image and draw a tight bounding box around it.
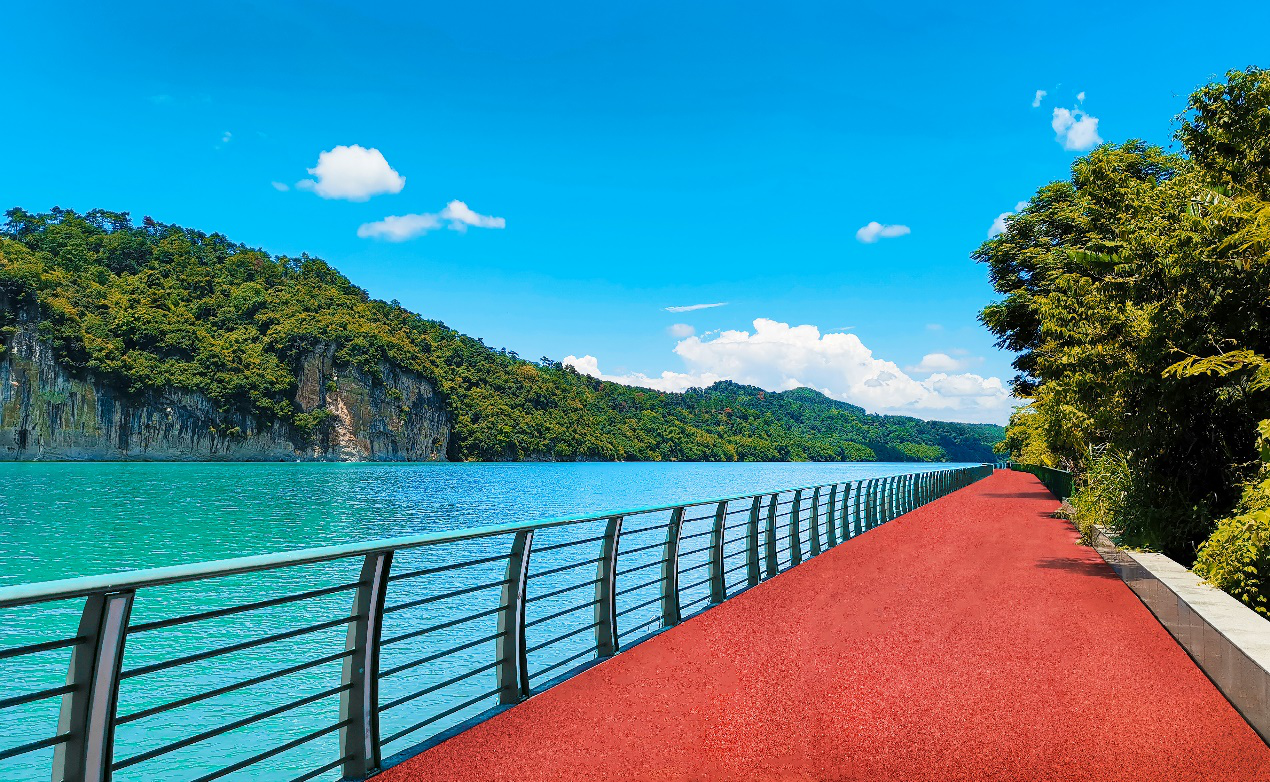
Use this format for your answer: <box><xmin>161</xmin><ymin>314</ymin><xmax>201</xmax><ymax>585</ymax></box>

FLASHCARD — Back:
<box><xmin>0</xmin><ymin>461</ymin><xmax>974</xmax><ymax>781</ymax></box>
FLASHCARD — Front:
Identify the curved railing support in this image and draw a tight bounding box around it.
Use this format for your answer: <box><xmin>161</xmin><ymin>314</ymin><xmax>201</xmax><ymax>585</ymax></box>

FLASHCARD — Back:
<box><xmin>341</xmin><ymin>551</ymin><xmax>393</xmax><ymax>780</ymax></box>
<box><xmin>53</xmin><ymin>591</ymin><xmax>134</xmax><ymax>782</ymax></box>
<box><xmin>497</xmin><ymin>531</ymin><xmax>533</xmax><ymax>704</ymax></box>
<box><xmin>594</xmin><ymin>515</ymin><xmax>623</xmax><ymax>657</ymax></box>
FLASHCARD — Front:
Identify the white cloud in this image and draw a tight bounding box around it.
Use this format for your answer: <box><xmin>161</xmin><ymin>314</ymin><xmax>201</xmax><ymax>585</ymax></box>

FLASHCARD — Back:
<box><xmin>563</xmin><ymin>355</ymin><xmax>725</xmax><ymax>394</ymax></box>
<box><xmin>855</xmin><ymin>222</ymin><xmax>911</xmax><ymax>243</ymax></box>
<box><xmin>1077</xmin><ymin>91</ymin><xmax>1086</xmax><ymax>101</ymax></box>
<box><xmin>1032</xmin><ymin>89</ymin><xmax>1047</xmax><ymax>107</ymax></box>
<box><xmin>1052</xmin><ymin>107</ymin><xmax>1102</xmax><ymax>151</ymax></box>
<box><xmin>271</xmin><ymin>181</ymin><xmax>290</xmax><ymax>192</ymax></box>
<box><xmin>357</xmin><ymin>200</ymin><xmax>505</xmax><ymax>241</ymax></box>
<box><xmin>988</xmin><ymin>201</ymin><xmax>1029</xmax><ymax>238</ymax></box>
<box><xmin>667</xmin><ymin>323</ymin><xmax>696</xmax><ymax>338</ymax></box>
<box><xmin>296</xmin><ymin>145</ymin><xmax>405</xmax><ymax>201</ymax></box>
<box><xmin>906</xmin><ymin>352</ymin><xmax>970</xmax><ymax>374</ymax></box>
<box><xmin>665</xmin><ymin>302</ymin><xmax>727</xmax><ymax>313</ymax></box>
<box><xmin>221</xmin><ymin>131</ymin><xmax>233</xmax><ymax>143</ymax></box>
<box><xmin>567</xmin><ymin>318</ymin><xmax>1016</xmax><ymax>424</ymax></box>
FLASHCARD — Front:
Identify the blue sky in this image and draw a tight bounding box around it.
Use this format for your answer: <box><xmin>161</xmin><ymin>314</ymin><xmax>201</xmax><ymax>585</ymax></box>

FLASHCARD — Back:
<box><xmin>3</xmin><ymin>1</ymin><xmax>1268</xmax><ymax>425</ymax></box>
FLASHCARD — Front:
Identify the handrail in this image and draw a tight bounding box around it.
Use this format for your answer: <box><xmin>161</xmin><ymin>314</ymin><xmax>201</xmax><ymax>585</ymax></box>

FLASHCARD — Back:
<box><xmin>1005</xmin><ymin>462</ymin><xmax>1074</xmax><ymax>499</ymax></box>
<box><xmin>0</xmin><ymin>463</ymin><xmax>993</xmax><ymax>782</ymax></box>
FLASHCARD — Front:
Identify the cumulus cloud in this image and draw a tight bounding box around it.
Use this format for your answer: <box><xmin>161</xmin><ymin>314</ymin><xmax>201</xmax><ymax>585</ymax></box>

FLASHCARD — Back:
<box><xmin>567</xmin><ymin>318</ymin><xmax>1015</xmax><ymax>424</ymax></box>
<box><xmin>906</xmin><ymin>352</ymin><xmax>972</xmax><ymax>374</ymax></box>
<box><xmin>271</xmin><ymin>181</ymin><xmax>290</xmax><ymax>192</ymax></box>
<box><xmin>1077</xmin><ymin>91</ymin><xmax>1086</xmax><ymax>101</ymax></box>
<box><xmin>988</xmin><ymin>201</ymin><xmax>1030</xmax><ymax>238</ymax></box>
<box><xmin>296</xmin><ymin>145</ymin><xmax>405</xmax><ymax>201</ymax></box>
<box><xmin>667</xmin><ymin>323</ymin><xmax>696</xmax><ymax>338</ymax></box>
<box><xmin>1052</xmin><ymin>107</ymin><xmax>1102</xmax><ymax>151</ymax></box>
<box><xmin>357</xmin><ymin>200</ymin><xmax>505</xmax><ymax>241</ymax></box>
<box><xmin>1032</xmin><ymin>89</ymin><xmax>1047</xmax><ymax>107</ymax></box>
<box><xmin>855</xmin><ymin>222</ymin><xmax>911</xmax><ymax>243</ymax></box>
<box><xmin>665</xmin><ymin>302</ymin><xmax>727</xmax><ymax>313</ymax></box>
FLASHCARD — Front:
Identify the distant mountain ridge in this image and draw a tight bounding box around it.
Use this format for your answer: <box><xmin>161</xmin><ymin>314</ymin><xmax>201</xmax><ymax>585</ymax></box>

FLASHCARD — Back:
<box><xmin>0</xmin><ymin>208</ymin><xmax>1002</xmax><ymax>462</ymax></box>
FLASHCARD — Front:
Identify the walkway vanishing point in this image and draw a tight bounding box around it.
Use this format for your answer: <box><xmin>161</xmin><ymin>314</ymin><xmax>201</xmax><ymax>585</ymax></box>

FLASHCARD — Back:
<box><xmin>386</xmin><ymin>469</ymin><xmax>1270</xmax><ymax>782</ymax></box>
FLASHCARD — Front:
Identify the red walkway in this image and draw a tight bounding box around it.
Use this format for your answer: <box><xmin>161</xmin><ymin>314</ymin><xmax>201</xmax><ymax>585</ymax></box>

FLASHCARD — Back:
<box><xmin>383</xmin><ymin>470</ymin><xmax>1270</xmax><ymax>781</ymax></box>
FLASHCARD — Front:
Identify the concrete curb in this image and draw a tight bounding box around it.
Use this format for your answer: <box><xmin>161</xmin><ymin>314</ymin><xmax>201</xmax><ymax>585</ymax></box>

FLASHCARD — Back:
<box><xmin>1092</xmin><ymin>527</ymin><xmax>1270</xmax><ymax>744</ymax></box>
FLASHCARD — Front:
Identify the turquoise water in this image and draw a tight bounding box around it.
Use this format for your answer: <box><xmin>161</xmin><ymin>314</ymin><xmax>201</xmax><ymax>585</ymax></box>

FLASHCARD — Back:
<box><xmin>0</xmin><ymin>461</ymin><xmax>969</xmax><ymax>781</ymax></box>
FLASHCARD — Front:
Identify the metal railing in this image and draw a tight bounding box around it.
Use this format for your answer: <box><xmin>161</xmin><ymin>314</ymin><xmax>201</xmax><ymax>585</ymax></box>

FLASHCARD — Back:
<box><xmin>0</xmin><ymin>464</ymin><xmax>992</xmax><ymax>782</ymax></box>
<box><xmin>1006</xmin><ymin>462</ymin><xmax>1074</xmax><ymax>499</ymax></box>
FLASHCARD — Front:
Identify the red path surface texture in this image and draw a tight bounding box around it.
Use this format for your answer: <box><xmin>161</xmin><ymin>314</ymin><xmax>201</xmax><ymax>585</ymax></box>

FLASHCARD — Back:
<box><xmin>383</xmin><ymin>470</ymin><xmax>1270</xmax><ymax>781</ymax></box>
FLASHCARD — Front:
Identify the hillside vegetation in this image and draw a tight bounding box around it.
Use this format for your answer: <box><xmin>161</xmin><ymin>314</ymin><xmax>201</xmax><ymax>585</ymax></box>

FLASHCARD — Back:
<box><xmin>980</xmin><ymin>67</ymin><xmax>1270</xmax><ymax>612</ymax></box>
<box><xmin>0</xmin><ymin>209</ymin><xmax>1002</xmax><ymax>463</ymax></box>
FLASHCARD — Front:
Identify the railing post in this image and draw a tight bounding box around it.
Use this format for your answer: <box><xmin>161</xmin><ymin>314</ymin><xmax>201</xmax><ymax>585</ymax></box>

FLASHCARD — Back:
<box><xmin>868</xmin><ymin>479</ymin><xmax>878</xmax><ymax>529</ymax></box>
<box><xmin>788</xmin><ymin>489</ymin><xmax>803</xmax><ymax>566</ymax></box>
<box><xmin>764</xmin><ymin>493</ymin><xmax>779</xmax><ymax>578</ymax></box>
<box><xmin>852</xmin><ymin>481</ymin><xmax>863</xmax><ymax>536</ymax></box>
<box><xmin>594</xmin><ymin>515</ymin><xmax>623</xmax><ymax>657</ymax></box>
<box><xmin>843</xmin><ymin>482</ymin><xmax>854</xmax><ymax>539</ymax></box>
<box><xmin>53</xmin><ymin>591</ymin><xmax>134</xmax><ymax>782</ymax></box>
<box><xmin>745</xmin><ymin>495</ymin><xmax>761</xmax><ymax>587</ymax></box>
<box><xmin>661</xmin><ymin>507</ymin><xmax>685</xmax><ymax>627</ymax></box>
<box><xmin>808</xmin><ymin>487</ymin><xmax>823</xmax><ymax>556</ymax></box>
<box><xmin>825</xmin><ymin>485</ymin><xmax>838</xmax><ymax>548</ymax></box>
<box><xmin>340</xmin><ymin>551</ymin><xmax>392</xmax><ymax>781</ymax></box>
<box><xmin>708</xmin><ymin>501</ymin><xmax>728</xmax><ymax>604</ymax></box>
<box><xmin>497</xmin><ymin>530</ymin><xmax>533</xmax><ymax>704</ymax></box>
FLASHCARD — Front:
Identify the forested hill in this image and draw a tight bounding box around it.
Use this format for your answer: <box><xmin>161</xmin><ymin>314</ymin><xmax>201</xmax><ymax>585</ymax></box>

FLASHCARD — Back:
<box><xmin>0</xmin><ymin>208</ymin><xmax>1002</xmax><ymax>462</ymax></box>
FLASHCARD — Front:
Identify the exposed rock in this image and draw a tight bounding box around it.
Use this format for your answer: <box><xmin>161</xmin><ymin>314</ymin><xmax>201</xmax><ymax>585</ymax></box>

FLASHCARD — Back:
<box><xmin>0</xmin><ymin>302</ymin><xmax>451</xmax><ymax>461</ymax></box>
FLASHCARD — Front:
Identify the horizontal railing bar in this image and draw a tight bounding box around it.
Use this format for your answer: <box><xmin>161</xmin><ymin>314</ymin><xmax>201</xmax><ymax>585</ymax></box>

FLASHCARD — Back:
<box><xmin>723</xmin><ymin>520</ymin><xmax>751</xmax><ymax>532</ymax></box>
<box><xmin>614</xmin><ymin>593</ymin><xmax>663</xmax><ymax>617</ymax></box>
<box><xmin>527</xmin><ymin>646</ymin><xmax>595</xmax><ymax>682</ymax></box>
<box><xmin>721</xmin><ymin>547</ymin><xmax>747</xmax><ymax>560</ymax></box>
<box><xmin>682</xmin><ymin>597</ymin><xmax>711</xmax><ymax>615</ymax></box>
<box><xmin>388</xmin><ymin>553</ymin><xmax>510</xmax><ymax>583</ymax></box>
<box><xmin>680</xmin><ymin>576</ymin><xmax>712</xmax><ymax>592</ymax></box>
<box><xmin>379</xmin><ymin>632</ymin><xmax>503</xmax><ymax>679</ymax></box>
<box><xmin>383</xmin><ymin>580</ymin><xmax>509</xmax><ymax>616</ymax></box>
<box><xmin>116</xmin><ymin>646</ymin><xmax>357</xmax><ymax>725</ymax></box>
<box><xmin>378</xmin><ymin>660</ymin><xmax>502</xmax><ymax>714</ymax></box>
<box><xmin>0</xmin><ymin>733</ymin><xmax>69</xmax><ymax>762</ymax></box>
<box><xmin>532</xmin><ymin>533</ymin><xmax>608</xmax><ymax>554</ymax></box>
<box><xmin>112</xmin><ymin>682</ymin><xmax>352</xmax><ymax>770</ymax></box>
<box><xmin>381</xmin><ymin>605</ymin><xmax>504</xmax><ymax>647</ymax></box>
<box><xmin>382</xmin><ymin>688</ymin><xmax>501</xmax><ymax>746</ymax></box>
<box><xmin>679</xmin><ymin>513</ymin><xmax>716</xmax><ymax>524</ymax></box>
<box><xmin>128</xmin><ymin>580</ymin><xmax>361</xmax><ymax>635</ymax></box>
<box><xmin>678</xmin><ymin>529</ymin><xmax>713</xmax><ymax>542</ymax></box>
<box><xmin>525</xmin><ymin>578</ymin><xmax>599</xmax><ymax>604</ymax></box>
<box><xmin>0</xmin><ymin>472</ymin><xmax>958</xmax><ymax>607</ymax></box>
<box><xmin>618</xmin><ymin>521</ymin><xmax>672</xmax><ymax>537</ymax></box>
<box><xmin>614</xmin><ymin>575</ymin><xmax>663</xmax><ymax>597</ymax></box>
<box><xmin>291</xmin><ymin>753</ymin><xmax>352</xmax><ymax>782</ymax></box>
<box><xmin>678</xmin><ymin>545</ymin><xmax>712</xmax><ymax>559</ymax></box>
<box><xmin>679</xmin><ymin>561</ymin><xmax>710</xmax><ymax>578</ymax></box>
<box><xmin>0</xmin><ymin>682</ymin><xmax>75</xmax><ymax>710</ymax></box>
<box><xmin>526</xmin><ymin>556</ymin><xmax>603</xmax><ymax>581</ymax></box>
<box><xmin>524</xmin><ymin>621</ymin><xmax>600</xmax><ymax>654</ymax></box>
<box><xmin>121</xmin><ymin>614</ymin><xmax>354</xmax><ymax>680</ymax></box>
<box><xmin>191</xmin><ymin>719</ymin><xmax>351</xmax><ymax>782</ymax></box>
<box><xmin>525</xmin><ymin>598</ymin><xmax>601</xmax><ymax>629</ymax></box>
<box><xmin>614</xmin><ymin>558</ymin><xmax>662</xmax><ymax>578</ymax></box>
<box><xmin>0</xmin><ymin>634</ymin><xmax>80</xmax><ymax>661</ymax></box>
<box><xmin>621</xmin><ymin>615</ymin><xmax>661</xmax><ymax>640</ymax></box>
<box><xmin>620</xmin><ymin>539</ymin><xmax>668</xmax><ymax>557</ymax></box>
<box><xmin>722</xmin><ymin>560</ymin><xmax>749</xmax><ymax>576</ymax></box>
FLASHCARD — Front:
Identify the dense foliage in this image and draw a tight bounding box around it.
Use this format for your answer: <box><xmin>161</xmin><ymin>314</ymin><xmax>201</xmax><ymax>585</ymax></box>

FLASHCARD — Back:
<box><xmin>980</xmin><ymin>68</ymin><xmax>1270</xmax><ymax>584</ymax></box>
<box><xmin>0</xmin><ymin>209</ymin><xmax>1002</xmax><ymax>463</ymax></box>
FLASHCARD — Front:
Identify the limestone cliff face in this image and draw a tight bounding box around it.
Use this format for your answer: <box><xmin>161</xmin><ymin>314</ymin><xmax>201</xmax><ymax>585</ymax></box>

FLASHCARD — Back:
<box><xmin>0</xmin><ymin>303</ymin><xmax>451</xmax><ymax>461</ymax></box>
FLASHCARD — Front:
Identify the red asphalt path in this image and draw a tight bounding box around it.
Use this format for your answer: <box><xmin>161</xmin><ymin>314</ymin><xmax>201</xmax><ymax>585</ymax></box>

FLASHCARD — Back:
<box><xmin>382</xmin><ymin>470</ymin><xmax>1270</xmax><ymax>781</ymax></box>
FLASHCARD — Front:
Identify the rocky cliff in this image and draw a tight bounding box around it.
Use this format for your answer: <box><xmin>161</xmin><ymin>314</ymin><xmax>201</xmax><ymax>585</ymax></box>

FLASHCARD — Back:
<box><xmin>0</xmin><ymin>303</ymin><xmax>451</xmax><ymax>461</ymax></box>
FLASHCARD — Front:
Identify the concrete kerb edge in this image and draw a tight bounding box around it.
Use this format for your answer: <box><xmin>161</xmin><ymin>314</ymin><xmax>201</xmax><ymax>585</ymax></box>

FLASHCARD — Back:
<box><xmin>1091</xmin><ymin>525</ymin><xmax>1270</xmax><ymax>745</ymax></box>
